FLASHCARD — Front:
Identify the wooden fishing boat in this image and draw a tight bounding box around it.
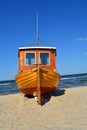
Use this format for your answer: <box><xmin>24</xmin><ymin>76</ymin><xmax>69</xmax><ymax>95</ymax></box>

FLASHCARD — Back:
<box><xmin>15</xmin><ymin>46</ymin><xmax>60</xmax><ymax>104</ymax></box>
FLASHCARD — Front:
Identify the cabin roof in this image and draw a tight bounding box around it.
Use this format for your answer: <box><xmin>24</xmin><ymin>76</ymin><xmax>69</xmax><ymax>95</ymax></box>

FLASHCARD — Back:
<box><xmin>18</xmin><ymin>46</ymin><xmax>56</xmax><ymax>50</ymax></box>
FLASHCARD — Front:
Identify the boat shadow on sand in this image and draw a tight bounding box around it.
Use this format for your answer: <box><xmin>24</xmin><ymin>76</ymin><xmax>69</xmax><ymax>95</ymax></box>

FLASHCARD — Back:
<box><xmin>24</xmin><ymin>89</ymin><xmax>65</xmax><ymax>106</ymax></box>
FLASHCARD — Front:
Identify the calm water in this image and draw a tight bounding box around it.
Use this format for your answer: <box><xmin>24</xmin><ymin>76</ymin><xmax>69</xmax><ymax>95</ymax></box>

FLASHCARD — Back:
<box><xmin>0</xmin><ymin>73</ymin><xmax>87</xmax><ymax>95</ymax></box>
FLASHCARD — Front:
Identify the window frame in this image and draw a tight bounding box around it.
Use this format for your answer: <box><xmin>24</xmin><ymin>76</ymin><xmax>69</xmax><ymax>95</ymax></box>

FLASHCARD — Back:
<box><xmin>25</xmin><ymin>52</ymin><xmax>36</xmax><ymax>66</ymax></box>
<box><xmin>39</xmin><ymin>52</ymin><xmax>50</xmax><ymax>65</ymax></box>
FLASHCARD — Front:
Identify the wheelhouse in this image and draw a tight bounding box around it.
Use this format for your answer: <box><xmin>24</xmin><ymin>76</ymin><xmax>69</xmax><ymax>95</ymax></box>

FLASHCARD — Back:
<box><xmin>18</xmin><ymin>46</ymin><xmax>57</xmax><ymax>73</ymax></box>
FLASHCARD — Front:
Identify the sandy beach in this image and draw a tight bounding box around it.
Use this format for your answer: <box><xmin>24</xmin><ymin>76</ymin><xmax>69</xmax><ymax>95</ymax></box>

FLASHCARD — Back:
<box><xmin>0</xmin><ymin>86</ymin><xmax>87</xmax><ymax>130</ymax></box>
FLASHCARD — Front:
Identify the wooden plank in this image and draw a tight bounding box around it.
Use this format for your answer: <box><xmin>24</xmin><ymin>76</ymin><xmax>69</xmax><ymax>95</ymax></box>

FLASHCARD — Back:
<box><xmin>18</xmin><ymin>82</ymin><xmax>37</xmax><ymax>89</ymax></box>
<box><xmin>40</xmin><ymin>70</ymin><xmax>60</xmax><ymax>78</ymax></box>
<box><xmin>40</xmin><ymin>79</ymin><xmax>57</xmax><ymax>87</ymax></box>
<box><xmin>16</xmin><ymin>70</ymin><xmax>37</xmax><ymax>79</ymax></box>
<box><xmin>16</xmin><ymin>72</ymin><xmax>37</xmax><ymax>82</ymax></box>
<box><xmin>40</xmin><ymin>79</ymin><xmax>58</xmax><ymax>87</ymax></box>
<box><xmin>40</xmin><ymin>74</ymin><xmax>59</xmax><ymax>83</ymax></box>
<box><xmin>40</xmin><ymin>68</ymin><xmax>60</xmax><ymax>74</ymax></box>
<box><xmin>17</xmin><ymin>78</ymin><xmax>37</xmax><ymax>86</ymax></box>
<box><xmin>40</xmin><ymin>75</ymin><xmax>59</xmax><ymax>83</ymax></box>
<box><xmin>16</xmin><ymin>72</ymin><xmax>37</xmax><ymax>81</ymax></box>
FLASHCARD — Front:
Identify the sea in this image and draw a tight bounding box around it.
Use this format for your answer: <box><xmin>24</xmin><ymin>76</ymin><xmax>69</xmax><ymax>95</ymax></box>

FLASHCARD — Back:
<box><xmin>0</xmin><ymin>73</ymin><xmax>87</xmax><ymax>95</ymax></box>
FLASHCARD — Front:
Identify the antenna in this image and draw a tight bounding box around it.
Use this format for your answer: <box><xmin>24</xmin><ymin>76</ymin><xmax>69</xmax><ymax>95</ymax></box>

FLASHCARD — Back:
<box><xmin>36</xmin><ymin>12</ymin><xmax>39</xmax><ymax>46</ymax></box>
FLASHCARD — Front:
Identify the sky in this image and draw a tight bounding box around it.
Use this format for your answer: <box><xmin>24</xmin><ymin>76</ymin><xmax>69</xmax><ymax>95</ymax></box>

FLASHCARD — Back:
<box><xmin>0</xmin><ymin>0</ymin><xmax>87</xmax><ymax>80</ymax></box>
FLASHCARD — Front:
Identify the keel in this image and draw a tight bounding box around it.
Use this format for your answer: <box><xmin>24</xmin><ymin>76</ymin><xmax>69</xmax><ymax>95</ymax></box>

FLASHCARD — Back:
<box><xmin>37</xmin><ymin>89</ymin><xmax>41</xmax><ymax>105</ymax></box>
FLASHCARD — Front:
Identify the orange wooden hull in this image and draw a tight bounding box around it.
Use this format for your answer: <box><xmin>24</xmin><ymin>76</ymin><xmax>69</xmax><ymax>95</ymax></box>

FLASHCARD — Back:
<box><xmin>15</xmin><ymin>68</ymin><xmax>60</xmax><ymax>96</ymax></box>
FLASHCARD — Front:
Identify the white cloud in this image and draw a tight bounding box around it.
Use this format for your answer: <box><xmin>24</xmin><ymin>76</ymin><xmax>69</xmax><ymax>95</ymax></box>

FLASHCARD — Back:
<box><xmin>77</xmin><ymin>37</ymin><xmax>87</xmax><ymax>41</ymax></box>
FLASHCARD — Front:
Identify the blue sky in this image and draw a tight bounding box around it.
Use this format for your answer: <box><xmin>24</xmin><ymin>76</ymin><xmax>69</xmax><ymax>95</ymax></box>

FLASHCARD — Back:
<box><xmin>0</xmin><ymin>0</ymin><xmax>87</xmax><ymax>80</ymax></box>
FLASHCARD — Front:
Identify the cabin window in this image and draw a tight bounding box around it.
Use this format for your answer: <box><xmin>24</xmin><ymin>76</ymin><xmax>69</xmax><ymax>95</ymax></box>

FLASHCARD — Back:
<box><xmin>25</xmin><ymin>52</ymin><xmax>35</xmax><ymax>65</ymax></box>
<box><xmin>40</xmin><ymin>52</ymin><xmax>50</xmax><ymax>65</ymax></box>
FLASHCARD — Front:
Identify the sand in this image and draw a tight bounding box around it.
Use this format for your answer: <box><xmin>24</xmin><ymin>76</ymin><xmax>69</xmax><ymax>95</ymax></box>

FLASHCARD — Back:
<box><xmin>0</xmin><ymin>86</ymin><xmax>87</xmax><ymax>130</ymax></box>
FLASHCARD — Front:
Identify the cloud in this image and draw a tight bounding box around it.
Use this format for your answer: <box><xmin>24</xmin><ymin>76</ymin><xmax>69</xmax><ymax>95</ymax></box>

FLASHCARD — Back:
<box><xmin>83</xmin><ymin>52</ymin><xmax>87</xmax><ymax>55</ymax></box>
<box><xmin>77</xmin><ymin>37</ymin><xmax>87</xmax><ymax>41</ymax></box>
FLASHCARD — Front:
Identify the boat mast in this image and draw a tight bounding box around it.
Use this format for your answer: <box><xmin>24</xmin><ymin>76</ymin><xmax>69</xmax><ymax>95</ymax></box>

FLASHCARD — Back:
<box><xmin>36</xmin><ymin>12</ymin><xmax>39</xmax><ymax>46</ymax></box>
<box><xmin>36</xmin><ymin>12</ymin><xmax>41</xmax><ymax>104</ymax></box>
